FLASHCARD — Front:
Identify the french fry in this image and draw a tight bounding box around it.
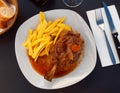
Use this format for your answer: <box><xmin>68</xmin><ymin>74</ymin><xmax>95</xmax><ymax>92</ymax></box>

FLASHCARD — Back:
<box><xmin>23</xmin><ymin>29</ymin><xmax>33</xmax><ymax>47</ymax></box>
<box><xmin>47</xmin><ymin>21</ymin><xmax>52</xmax><ymax>27</ymax></box>
<box><xmin>58</xmin><ymin>16</ymin><xmax>66</xmax><ymax>23</ymax></box>
<box><xmin>23</xmin><ymin>12</ymin><xmax>72</xmax><ymax>61</ymax></box>
<box><xmin>34</xmin><ymin>43</ymin><xmax>46</xmax><ymax>61</ymax></box>
<box><xmin>47</xmin><ymin>27</ymin><xmax>59</xmax><ymax>35</ymax></box>
<box><xmin>39</xmin><ymin>12</ymin><xmax>45</xmax><ymax>22</ymax></box>
<box><xmin>37</xmin><ymin>18</ymin><xmax>47</xmax><ymax>38</ymax></box>
<box><xmin>28</xmin><ymin>39</ymin><xmax>33</xmax><ymax>56</ymax></box>
<box><xmin>53</xmin><ymin>27</ymin><xmax>63</xmax><ymax>44</ymax></box>
<box><xmin>39</xmin><ymin>41</ymin><xmax>53</xmax><ymax>56</ymax></box>
<box><xmin>45</xmin><ymin>17</ymin><xmax>65</xmax><ymax>33</ymax></box>
<box><xmin>57</xmin><ymin>23</ymin><xmax>71</xmax><ymax>31</ymax></box>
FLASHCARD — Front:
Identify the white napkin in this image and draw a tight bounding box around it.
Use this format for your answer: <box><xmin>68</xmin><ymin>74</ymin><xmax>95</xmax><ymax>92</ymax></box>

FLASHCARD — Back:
<box><xmin>86</xmin><ymin>5</ymin><xmax>120</xmax><ymax>67</ymax></box>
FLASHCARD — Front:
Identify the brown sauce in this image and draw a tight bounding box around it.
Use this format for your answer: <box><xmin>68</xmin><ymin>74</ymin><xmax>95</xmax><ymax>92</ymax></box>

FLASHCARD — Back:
<box><xmin>29</xmin><ymin>55</ymin><xmax>80</xmax><ymax>78</ymax></box>
<box><xmin>28</xmin><ymin>31</ymin><xmax>85</xmax><ymax>79</ymax></box>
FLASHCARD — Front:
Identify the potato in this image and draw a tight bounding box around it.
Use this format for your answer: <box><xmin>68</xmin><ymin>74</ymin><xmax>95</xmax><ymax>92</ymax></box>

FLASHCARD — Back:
<box><xmin>23</xmin><ymin>12</ymin><xmax>72</xmax><ymax>61</ymax></box>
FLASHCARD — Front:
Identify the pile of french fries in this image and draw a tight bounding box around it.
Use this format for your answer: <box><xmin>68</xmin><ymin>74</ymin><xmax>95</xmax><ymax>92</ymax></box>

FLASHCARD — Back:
<box><xmin>23</xmin><ymin>12</ymin><xmax>72</xmax><ymax>61</ymax></box>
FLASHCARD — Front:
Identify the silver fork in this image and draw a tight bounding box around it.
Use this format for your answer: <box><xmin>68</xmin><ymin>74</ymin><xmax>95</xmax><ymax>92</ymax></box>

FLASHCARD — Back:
<box><xmin>95</xmin><ymin>9</ymin><xmax>116</xmax><ymax>64</ymax></box>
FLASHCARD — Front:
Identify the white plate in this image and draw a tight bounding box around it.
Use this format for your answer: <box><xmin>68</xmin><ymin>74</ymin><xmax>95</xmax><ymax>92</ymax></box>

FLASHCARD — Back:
<box><xmin>15</xmin><ymin>9</ymin><xmax>96</xmax><ymax>89</ymax></box>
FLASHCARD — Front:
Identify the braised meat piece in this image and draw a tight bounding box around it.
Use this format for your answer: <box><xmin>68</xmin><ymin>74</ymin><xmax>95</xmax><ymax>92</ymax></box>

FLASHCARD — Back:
<box><xmin>44</xmin><ymin>30</ymin><xmax>85</xmax><ymax>81</ymax></box>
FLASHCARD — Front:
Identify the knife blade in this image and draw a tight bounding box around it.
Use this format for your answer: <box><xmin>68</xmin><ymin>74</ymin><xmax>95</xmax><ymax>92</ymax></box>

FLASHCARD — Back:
<box><xmin>102</xmin><ymin>2</ymin><xmax>120</xmax><ymax>59</ymax></box>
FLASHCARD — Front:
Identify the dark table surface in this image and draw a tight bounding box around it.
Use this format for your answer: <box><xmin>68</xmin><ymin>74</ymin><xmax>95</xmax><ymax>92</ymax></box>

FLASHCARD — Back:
<box><xmin>0</xmin><ymin>0</ymin><xmax>120</xmax><ymax>93</ymax></box>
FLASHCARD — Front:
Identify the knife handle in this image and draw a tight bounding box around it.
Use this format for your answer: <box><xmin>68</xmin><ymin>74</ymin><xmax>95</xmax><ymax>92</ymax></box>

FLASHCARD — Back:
<box><xmin>112</xmin><ymin>32</ymin><xmax>120</xmax><ymax>59</ymax></box>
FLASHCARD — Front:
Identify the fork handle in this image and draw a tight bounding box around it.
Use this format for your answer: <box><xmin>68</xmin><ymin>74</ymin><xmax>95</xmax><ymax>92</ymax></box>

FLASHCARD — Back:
<box><xmin>112</xmin><ymin>32</ymin><xmax>120</xmax><ymax>59</ymax></box>
<box><xmin>104</xmin><ymin>31</ymin><xmax>116</xmax><ymax>64</ymax></box>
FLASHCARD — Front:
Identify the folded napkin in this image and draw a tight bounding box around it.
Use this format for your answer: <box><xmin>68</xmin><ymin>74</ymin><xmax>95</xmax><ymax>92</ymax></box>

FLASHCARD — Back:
<box><xmin>87</xmin><ymin>5</ymin><xmax>120</xmax><ymax>67</ymax></box>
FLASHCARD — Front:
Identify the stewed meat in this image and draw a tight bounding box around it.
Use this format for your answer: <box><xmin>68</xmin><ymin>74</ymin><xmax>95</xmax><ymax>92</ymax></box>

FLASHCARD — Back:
<box><xmin>44</xmin><ymin>30</ymin><xmax>85</xmax><ymax>81</ymax></box>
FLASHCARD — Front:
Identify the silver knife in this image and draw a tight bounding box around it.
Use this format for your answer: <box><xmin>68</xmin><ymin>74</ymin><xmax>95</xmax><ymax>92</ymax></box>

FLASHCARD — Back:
<box><xmin>102</xmin><ymin>2</ymin><xmax>120</xmax><ymax>59</ymax></box>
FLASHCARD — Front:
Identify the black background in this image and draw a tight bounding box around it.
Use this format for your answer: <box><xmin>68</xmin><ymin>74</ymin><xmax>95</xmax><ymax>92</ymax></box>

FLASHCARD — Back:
<box><xmin>0</xmin><ymin>0</ymin><xmax>120</xmax><ymax>93</ymax></box>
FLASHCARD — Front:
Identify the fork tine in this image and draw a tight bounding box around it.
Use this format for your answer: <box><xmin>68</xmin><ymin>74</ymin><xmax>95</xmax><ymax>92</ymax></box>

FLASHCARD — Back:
<box><xmin>95</xmin><ymin>9</ymin><xmax>105</xmax><ymax>30</ymax></box>
<box><xmin>95</xmin><ymin>9</ymin><xmax>104</xmax><ymax>25</ymax></box>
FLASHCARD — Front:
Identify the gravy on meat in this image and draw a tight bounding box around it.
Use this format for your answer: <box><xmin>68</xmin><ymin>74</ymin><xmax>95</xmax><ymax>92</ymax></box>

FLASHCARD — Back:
<box><xmin>29</xmin><ymin>30</ymin><xmax>85</xmax><ymax>81</ymax></box>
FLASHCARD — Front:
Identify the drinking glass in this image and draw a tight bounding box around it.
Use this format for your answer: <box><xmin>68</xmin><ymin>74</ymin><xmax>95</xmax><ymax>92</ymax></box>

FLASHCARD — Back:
<box><xmin>63</xmin><ymin>0</ymin><xmax>83</xmax><ymax>7</ymax></box>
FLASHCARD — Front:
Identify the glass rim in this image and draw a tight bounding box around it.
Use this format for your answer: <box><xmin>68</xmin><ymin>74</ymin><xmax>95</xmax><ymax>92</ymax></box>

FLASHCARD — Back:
<box><xmin>63</xmin><ymin>0</ymin><xmax>83</xmax><ymax>8</ymax></box>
